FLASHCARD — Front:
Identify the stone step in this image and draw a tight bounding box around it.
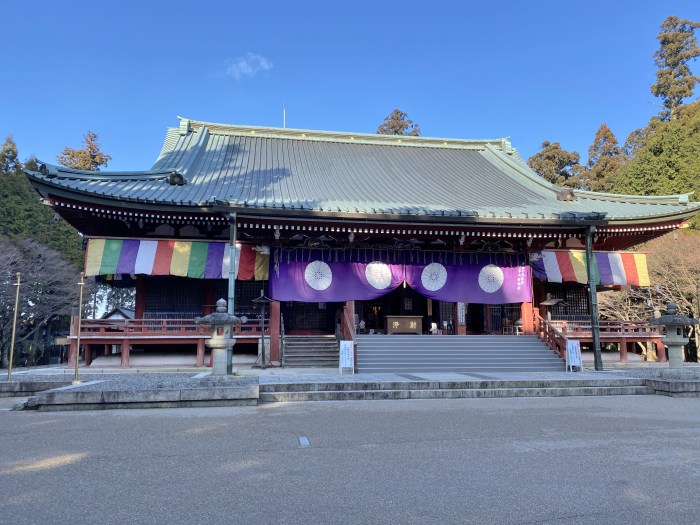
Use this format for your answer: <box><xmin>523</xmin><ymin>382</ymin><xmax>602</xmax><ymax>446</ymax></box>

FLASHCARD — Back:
<box><xmin>285</xmin><ymin>346</ymin><xmax>339</xmax><ymax>352</ymax></box>
<box><xmin>357</xmin><ymin>353</ymin><xmax>562</xmax><ymax>359</ymax></box>
<box><xmin>284</xmin><ymin>336</ymin><xmax>337</xmax><ymax>342</ymax></box>
<box><xmin>285</xmin><ymin>346</ymin><xmax>338</xmax><ymax>354</ymax></box>
<box><xmin>260</xmin><ymin>378</ymin><xmax>648</xmax><ymax>392</ymax></box>
<box><xmin>260</xmin><ymin>385</ymin><xmax>654</xmax><ymax>402</ymax></box>
<box><xmin>358</xmin><ymin>347</ymin><xmax>551</xmax><ymax>353</ymax></box>
<box><xmin>284</xmin><ymin>342</ymin><xmax>338</xmax><ymax>348</ymax></box>
<box><xmin>357</xmin><ymin>366</ymin><xmax>567</xmax><ymax>373</ymax></box>
<box><xmin>356</xmin><ymin>334</ymin><xmax>565</xmax><ymax>373</ymax></box>
<box><xmin>283</xmin><ymin>335</ymin><xmax>340</xmax><ymax>367</ymax></box>
<box><xmin>355</xmin><ymin>336</ymin><xmax>542</xmax><ymax>343</ymax></box>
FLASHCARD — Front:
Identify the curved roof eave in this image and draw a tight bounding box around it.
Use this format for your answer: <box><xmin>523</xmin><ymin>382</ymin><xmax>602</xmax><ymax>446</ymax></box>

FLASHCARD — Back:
<box><xmin>25</xmin><ymin>176</ymin><xmax>700</xmax><ymax>229</ymax></box>
<box><xmin>23</xmin><ymin>117</ymin><xmax>700</xmax><ymax>229</ymax></box>
<box><xmin>484</xmin><ymin>145</ymin><xmax>695</xmax><ymax>206</ymax></box>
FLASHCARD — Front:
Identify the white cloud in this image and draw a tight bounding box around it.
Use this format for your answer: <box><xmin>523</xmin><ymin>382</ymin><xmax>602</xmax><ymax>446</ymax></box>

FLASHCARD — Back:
<box><xmin>226</xmin><ymin>53</ymin><xmax>273</xmax><ymax>81</ymax></box>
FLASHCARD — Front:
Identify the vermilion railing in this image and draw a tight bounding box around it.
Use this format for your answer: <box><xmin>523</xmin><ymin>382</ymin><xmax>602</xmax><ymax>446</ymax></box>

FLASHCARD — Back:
<box><xmin>547</xmin><ymin>319</ymin><xmax>662</xmax><ymax>337</ymax></box>
<box><xmin>535</xmin><ymin>314</ymin><xmax>663</xmax><ymax>359</ymax></box>
<box><xmin>78</xmin><ymin>318</ymin><xmax>269</xmax><ymax>338</ymax></box>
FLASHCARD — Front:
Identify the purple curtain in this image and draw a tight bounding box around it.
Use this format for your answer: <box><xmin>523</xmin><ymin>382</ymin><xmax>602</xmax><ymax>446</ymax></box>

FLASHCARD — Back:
<box><xmin>269</xmin><ymin>249</ymin><xmax>532</xmax><ymax>304</ymax></box>
<box><xmin>269</xmin><ymin>260</ymin><xmax>405</xmax><ymax>301</ymax></box>
<box><xmin>404</xmin><ymin>259</ymin><xmax>531</xmax><ymax>304</ymax></box>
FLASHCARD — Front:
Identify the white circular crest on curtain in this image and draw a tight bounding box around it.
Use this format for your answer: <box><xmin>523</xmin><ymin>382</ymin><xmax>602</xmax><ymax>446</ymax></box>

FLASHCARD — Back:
<box><xmin>305</xmin><ymin>260</ymin><xmax>333</xmax><ymax>291</ymax></box>
<box><xmin>478</xmin><ymin>264</ymin><xmax>504</xmax><ymax>293</ymax></box>
<box><xmin>421</xmin><ymin>263</ymin><xmax>448</xmax><ymax>291</ymax></box>
<box><xmin>365</xmin><ymin>261</ymin><xmax>393</xmax><ymax>290</ymax></box>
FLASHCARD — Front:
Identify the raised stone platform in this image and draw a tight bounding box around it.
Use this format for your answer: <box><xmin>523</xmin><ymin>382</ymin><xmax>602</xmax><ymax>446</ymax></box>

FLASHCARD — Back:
<box><xmin>258</xmin><ymin>377</ymin><xmax>654</xmax><ymax>402</ymax></box>
<box><xmin>5</xmin><ymin>366</ymin><xmax>700</xmax><ymax>410</ymax></box>
<box><xmin>14</xmin><ymin>374</ymin><xmax>259</xmax><ymax>411</ymax></box>
<box><xmin>0</xmin><ymin>380</ymin><xmax>72</xmax><ymax>397</ymax></box>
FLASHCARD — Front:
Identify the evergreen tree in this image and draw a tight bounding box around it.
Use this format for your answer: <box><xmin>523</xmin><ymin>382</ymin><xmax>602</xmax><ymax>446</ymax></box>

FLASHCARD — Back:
<box><xmin>621</xmin><ymin>119</ymin><xmax>662</xmax><ymax>160</ymax></box>
<box><xmin>0</xmin><ymin>136</ymin><xmax>84</xmax><ymax>266</ymax></box>
<box><xmin>610</xmin><ymin>101</ymin><xmax>700</xmax><ymax>224</ymax></box>
<box><xmin>56</xmin><ymin>130</ymin><xmax>112</xmax><ymax>170</ymax></box>
<box><xmin>377</xmin><ymin>109</ymin><xmax>421</xmax><ymax>136</ymax></box>
<box><xmin>651</xmin><ymin>16</ymin><xmax>700</xmax><ymax>120</ymax></box>
<box><xmin>0</xmin><ymin>134</ymin><xmax>23</xmax><ymax>176</ymax></box>
<box><xmin>527</xmin><ymin>141</ymin><xmax>581</xmax><ymax>186</ymax></box>
<box><xmin>578</xmin><ymin>124</ymin><xmax>621</xmax><ymax>192</ymax></box>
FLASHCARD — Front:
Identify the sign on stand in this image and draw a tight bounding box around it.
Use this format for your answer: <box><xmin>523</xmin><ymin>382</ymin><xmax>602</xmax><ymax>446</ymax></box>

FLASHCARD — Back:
<box><xmin>457</xmin><ymin>302</ymin><xmax>466</xmax><ymax>326</ymax></box>
<box><xmin>339</xmin><ymin>340</ymin><xmax>354</xmax><ymax>374</ymax></box>
<box><xmin>566</xmin><ymin>339</ymin><xmax>582</xmax><ymax>372</ymax></box>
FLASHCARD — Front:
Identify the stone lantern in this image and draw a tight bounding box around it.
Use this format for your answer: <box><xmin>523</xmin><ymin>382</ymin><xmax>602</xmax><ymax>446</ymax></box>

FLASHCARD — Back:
<box><xmin>651</xmin><ymin>303</ymin><xmax>698</xmax><ymax>369</ymax></box>
<box><xmin>195</xmin><ymin>299</ymin><xmax>247</xmax><ymax>376</ymax></box>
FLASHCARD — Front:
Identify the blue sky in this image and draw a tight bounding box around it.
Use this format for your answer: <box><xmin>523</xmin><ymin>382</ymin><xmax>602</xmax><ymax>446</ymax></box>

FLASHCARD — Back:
<box><xmin>2</xmin><ymin>1</ymin><xmax>698</xmax><ymax>171</ymax></box>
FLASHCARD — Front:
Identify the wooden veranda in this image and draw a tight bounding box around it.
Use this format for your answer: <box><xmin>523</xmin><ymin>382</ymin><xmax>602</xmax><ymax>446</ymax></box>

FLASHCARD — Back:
<box><xmin>68</xmin><ymin>316</ymin><xmax>270</xmax><ymax>368</ymax></box>
<box><xmin>535</xmin><ymin>312</ymin><xmax>665</xmax><ymax>362</ymax></box>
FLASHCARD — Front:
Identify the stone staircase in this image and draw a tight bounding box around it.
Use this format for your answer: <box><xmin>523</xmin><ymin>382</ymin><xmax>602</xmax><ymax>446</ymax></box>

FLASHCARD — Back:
<box><xmin>259</xmin><ymin>377</ymin><xmax>653</xmax><ymax>402</ymax></box>
<box><xmin>356</xmin><ymin>335</ymin><xmax>565</xmax><ymax>373</ymax></box>
<box><xmin>283</xmin><ymin>335</ymin><xmax>339</xmax><ymax>367</ymax></box>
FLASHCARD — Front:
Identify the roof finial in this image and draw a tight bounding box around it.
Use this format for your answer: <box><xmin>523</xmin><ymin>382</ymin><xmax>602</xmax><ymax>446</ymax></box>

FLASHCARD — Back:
<box><xmin>179</xmin><ymin>118</ymin><xmax>190</xmax><ymax>136</ymax></box>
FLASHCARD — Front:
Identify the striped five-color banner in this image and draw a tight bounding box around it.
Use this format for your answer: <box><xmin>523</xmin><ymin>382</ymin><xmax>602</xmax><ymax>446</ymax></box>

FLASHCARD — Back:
<box><xmin>84</xmin><ymin>239</ymin><xmax>269</xmax><ymax>280</ymax></box>
<box><xmin>533</xmin><ymin>250</ymin><xmax>650</xmax><ymax>287</ymax></box>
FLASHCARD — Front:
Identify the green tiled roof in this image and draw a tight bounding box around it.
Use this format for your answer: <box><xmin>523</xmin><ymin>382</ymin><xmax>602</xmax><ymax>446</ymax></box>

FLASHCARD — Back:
<box><xmin>26</xmin><ymin>117</ymin><xmax>700</xmax><ymax>225</ymax></box>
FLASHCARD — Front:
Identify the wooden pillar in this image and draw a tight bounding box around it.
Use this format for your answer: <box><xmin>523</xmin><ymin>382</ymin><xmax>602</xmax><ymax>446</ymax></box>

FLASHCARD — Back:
<box><xmin>203</xmin><ymin>281</ymin><xmax>215</xmax><ymax>315</ymax></box>
<box><xmin>520</xmin><ymin>302</ymin><xmax>534</xmax><ymax>335</ymax></box>
<box><xmin>346</xmin><ymin>300</ymin><xmax>355</xmax><ymax>338</ymax></box>
<box><xmin>84</xmin><ymin>344</ymin><xmax>93</xmax><ymax>367</ymax></box>
<box><xmin>196</xmin><ymin>339</ymin><xmax>206</xmax><ymax>367</ymax></box>
<box><xmin>120</xmin><ymin>339</ymin><xmax>130</xmax><ymax>368</ymax></box>
<box><xmin>269</xmin><ymin>301</ymin><xmax>281</xmax><ymax>364</ymax></box>
<box><xmin>619</xmin><ymin>341</ymin><xmax>628</xmax><ymax>362</ymax></box>
<box><xmin>353</xmin><ymin>341</ymin><xmax>358</xmax><ymax>374</ymax></box>
<box><xmin>656</xmin><ymin>340</ymin><xmax>667</xmax><ymax>362</ymax></box>
<box><xmin>485</xmin><ymin>305</ymin><xmax>492</xmax><ymax>333</ymax></box>
<box><xmin>135</xmin><ymin>276</ymin><xmax>146</xmax><ymax>319</ymax></box>
<box><xmin>533</xmin><ymin>307</ymin><xmax>541</xmax><ymax>338</ymax></box>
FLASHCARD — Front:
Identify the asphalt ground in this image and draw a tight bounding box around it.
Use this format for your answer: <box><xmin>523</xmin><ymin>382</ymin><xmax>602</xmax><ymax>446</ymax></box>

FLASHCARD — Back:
<box><xmin>1</xmin><ymin>395</ymin><xmax>700</xmax><ymax>525</ymax></box>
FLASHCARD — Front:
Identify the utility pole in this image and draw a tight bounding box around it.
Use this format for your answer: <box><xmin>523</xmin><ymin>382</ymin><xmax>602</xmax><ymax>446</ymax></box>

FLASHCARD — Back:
<box><xmin>7</xmin><ymin>273</ymin><xmax>21</xmax><ymax>380</ymax></box>
<box><xmin>586</xmin><ymin>226</ymin><xmax>603</xmax><ymax>371</ymax></box>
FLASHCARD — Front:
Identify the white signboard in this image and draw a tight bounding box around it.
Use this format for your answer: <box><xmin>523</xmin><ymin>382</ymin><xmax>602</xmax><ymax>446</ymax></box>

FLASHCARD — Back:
<box><xmin>566</xmin><ymin>339</ymin><xmax>582</xmax><ymax>372</ymax></box>
<box><xmin>339</xmin><ymin>340</ymin><xmax>355</xmax><ymax>374</ymax></box>
<box><xmin>457</xmin><ymin>302</ymin><xmax>466</xmax><ymax>326</ymax></box>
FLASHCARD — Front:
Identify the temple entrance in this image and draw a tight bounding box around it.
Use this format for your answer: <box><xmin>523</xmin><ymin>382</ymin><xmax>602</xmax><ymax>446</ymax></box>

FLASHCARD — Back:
<box><xmin>464</xmin><ymin>303</ymin><xmax>522</xmax><ymax>334</ymax></box>
<box><xmin>355</xmin><ymin>285</ymin><xmax>452</xmax><ymax>334</ymax></box>
<box><xmin>281</xmin><ymin>301</ymin><xmax>340</xmax><ymax>335</ymax></box>
<box><xmin>466</xmin><ymin>303</ymin><xmax>485</xmax><ymax>333</ymax></box>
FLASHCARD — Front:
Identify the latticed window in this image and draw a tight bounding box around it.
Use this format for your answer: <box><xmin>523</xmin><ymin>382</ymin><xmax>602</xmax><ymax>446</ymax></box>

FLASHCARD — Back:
<box><xmin>545</xmin><ymin>283</ymin><xmax>589</xmax><ymax>321</ymax></box>
<box><xmin>145</xmin><ymin>278</ymin><xmax>203</xmax><ymax>318</ymax></box>
<box><xmin>213</xmin><ymin>279</ymin><xmax>269</xmax><ymax>318</ymax></box>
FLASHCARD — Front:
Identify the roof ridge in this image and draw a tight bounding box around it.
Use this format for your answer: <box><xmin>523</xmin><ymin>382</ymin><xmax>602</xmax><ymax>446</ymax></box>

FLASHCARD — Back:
<box><xmin>574</xmin><ymin>188</ymin><xmax>695</xmax><ymax>205</ymax></box>
<box><xmin>483</xmin><ymin>145</ymin><xmax>697</xmax><ymax>207</ymax></box>
<box><xmin>482</xmin><ymin>144</ymin><xmax>564</xmax><ymax>197</ymax></box>
<box><xmin>176</xmin><ymin>116</ymin><xmax>508</xmax><ymax>150</ymax></box>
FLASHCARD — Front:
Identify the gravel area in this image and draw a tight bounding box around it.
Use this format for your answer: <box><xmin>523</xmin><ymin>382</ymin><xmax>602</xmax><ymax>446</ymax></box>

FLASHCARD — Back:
<box><xmin>0</xmin><ymin>373</ymin><xmax>258</xmax><ymax>391</ymax></box>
